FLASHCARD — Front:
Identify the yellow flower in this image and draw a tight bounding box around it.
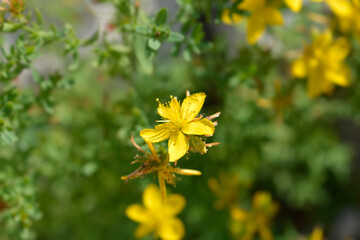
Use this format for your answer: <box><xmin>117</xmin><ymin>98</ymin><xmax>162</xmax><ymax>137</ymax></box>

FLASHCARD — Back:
<box><xmin>208</xmin><ymin>173</ymin><xmax>251</xmax><ymax>210</ymax></box>
<box><xmin>222</xmin><ymin>0</ymin><xmax>283</xmax><ymax>44</ymax></box>
<box><xmin>140</xmin><ymin>92</ymin><xmax>215</xmax><ymax>162</ymax></box>
<box><xmin>285</xmin><ymin>0</ymin><xmax>352</xmax><ymax>16</ymax></box>
<box><xmin>291</xmin><ymin>30</ymin><xmax>351</xmax><ymax>98</ymax></box>
<box><xmin>126</xmin><ymin>184</ymin><xmax>186</xmax><ymax>240</ymax></box>
<box><xmin>256</xmin><ymin>79</ymin><xmax>293</xmax><ymax>124</ymax></box>
<box><xmin>309</xmin><ymin>227</ymin><xmax>323</xmax><ymax>240</ymax></box>
<box><xmin>230</xmin><ymin>191</ymin><xmax>278</xmax><ymax>240</ymax></box>
<box><xmin>316</xmin><ymin>0</ymin><xmax>353</xmax><ymax>17</ymax></box>
<box><xmin>336</xmin><ymin>0</ymin><xmax>360</xmax><ymax>40</ymax></box>
<box><xmin>284</xmin><ymin>0</ymin><xmax>303</xmax><ymax>12</ymax></box>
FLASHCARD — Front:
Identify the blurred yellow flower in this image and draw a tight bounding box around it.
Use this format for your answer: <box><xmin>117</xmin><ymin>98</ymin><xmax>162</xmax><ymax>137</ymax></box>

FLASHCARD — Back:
<box><xmin>337</xmin><ymin>0</ymin><xmax>360</xmax><ymax>40</ymax></box>
<box><xmin>140</xmin><ymin>93</ymin><xmax>215</xmax><ymax>162</ymax></box>
<box><xmin>208</xmin><ymin>173</ymin><xmax>251</xmax><ymax>210</ymax></box>
<box><xmin>222</xmin><ymin>0</ymin><xmax>283</xmax><ymax>44</ymax></box>
<box><xmin>285</xmin><ymin>0</ymin><xmax>352</xmax><ymax>15</ymax></box>
<box><xmin>126</xmin><ymin>184</ymin><xmax>186</xmax><ymax>240</ymax></box>
<box><xmin>230</xmin><ymin>191</ymin><xmax>278</xmax><ymax>240</ymax></box>
<box><xmin>291</xmin><ymin>30</ymin><xmax>351</xmax><ymax>98</ymax></box>
<box><xmin>284</xmin><ymin>0</ymin><xmax>303</xmax><ymax>12</ymax></box>
<box><xmin>256</xmin><ymin>79</ymin><xmax>292</xmax><ymax>124</ymax></box>
<box><xmin>316</xmin><ymin>0</ymin><xmax>353</xmax><ymax>17</ymax></box>
<box><xmin>309</xmin><ymin>227</ymin><xmax>323</xmax><ymax>240</ymax></box>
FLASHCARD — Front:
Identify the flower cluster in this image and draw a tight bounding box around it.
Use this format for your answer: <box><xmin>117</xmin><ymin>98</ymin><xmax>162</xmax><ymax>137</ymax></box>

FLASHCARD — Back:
<box><xmin>336</xmin><ymin>0</ymin><xmax>360</xmax><ymax>40</ymax></box>
<box><xmin>292</xmin><ymin>30</ymin><xmax>350</xmax><ymax>98</ymax></box>
<box><xmin>126</xmin><ymin>184</ymin><xmax>186</xmax><ymax>240</ymax></box>
<box><xmin>208</xmin><ymin>173</ymin><xmax>278</xmax><ymax>240</ymax></box>
<box><xmin>222</xmin><ymin>0</ymin><xmax>283</xmax><ymax>44</ymax></box>
<box><xmin>208</xmin><ymin>173</ymin><xmax>252</xmax><ymax>210</ymax></box>
<box><xmin>222</xmin><ymin>0</ymin><xmax>354</xmax><ymax>98</ymax></box>
<box><xmin>230</xmin><ymin>192</ymin><xmax>278</xmax><ymax>240</ymax></box>
<box><xmin>222</xmin><ymin>0</ymin><xmax>353</xmax><ymax>45</ymax></box>
<box><xmin>286</xmin><ymin>0</ymin><xmax>352</xmax><ymax>15</ymax></box>
<box><xmin>124</xmin><ymin>91</ymin><xmax>219</xmax><ymax>239</ymax></box>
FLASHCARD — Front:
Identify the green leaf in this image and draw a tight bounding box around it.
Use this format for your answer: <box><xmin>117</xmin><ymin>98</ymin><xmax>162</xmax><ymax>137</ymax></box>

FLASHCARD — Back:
<box><xmin>35</xmin><ymin>8</ymin><xmax>44</xmax><ymax>25</ymax></box>
<box><xmin>82</xmin><ymin>31</ymin><xmax>99</xmax><ymax>46</ymax></box>
<box><xmin>68</xmin><ymin>53</ymin><xmax>79</xmax><ymax>71</ymax></box>
<box><xmin>167</xmin><ymin>32</ymin><xmax>185</xmax><ymax>43</ymax></box>
<box><xmin>3</xmin><ymin>102</ymin><xmax>14</xmax><ymax>116</ymax></box>
<box><xmin>40</xmin><ymin>98</ymin><xmax>54</xmax><ymax>114</ymax></box>
<box><xmin>183</xmin><ymin>49</ymin><xmax>191</xmax><ymax>62</ymax></box>
<box><xmin>136</xmin><ymin>25</ymin><xmax>149</xmax><ymax>35</ymax></box>
<box><xmin>1</xmin><ymin>128</ymin><xmax>17</xmax><ymax>145</ymax></box>
<box><xmin>2</xmin><ymin>22</ymin><xmax>25</xmax><ymax>32</ymax></box>
<box><xmin>233</xmin><ymin>0</ymin><xmax>245</xmax><ymax>6</ymax></box>
<box><xmin>148</xmin><ymin>38</ymin><xmax>161</xmax><ymax>51</ymax></box>
<box><xmin>155</xmin><ymin>8</ymin><xmax>168</xmax><ymax>26</ymax></box>
<box><xmin>109</xmin><ymin>44</ymin><xmax>131</xmax><ymax>54</ymax></box>
<box><xmin>231</xmin><ymin>8</ymin><xmax>250</xmax><ymax>17</ymax></box>
<box><xmin>135</xmin><ymin>37</ymin><xmax>154</xmax><ymax>74</ymax></box>
<box><xmin>192</xmin><ymin>23</ymin><xmax>204</xmax><ymax>42</ymax></box>
<box><xmin>32</xmin><ymin>70</ymin><xmax>42</xmax><ymax>83</ymax></box>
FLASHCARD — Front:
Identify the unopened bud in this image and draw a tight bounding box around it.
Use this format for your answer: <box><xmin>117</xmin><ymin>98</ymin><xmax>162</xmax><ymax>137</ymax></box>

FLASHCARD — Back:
<box><xmin>177</xmin><ymin>168</ymin><xmax>202</xmax><ymax>176</ymax></box>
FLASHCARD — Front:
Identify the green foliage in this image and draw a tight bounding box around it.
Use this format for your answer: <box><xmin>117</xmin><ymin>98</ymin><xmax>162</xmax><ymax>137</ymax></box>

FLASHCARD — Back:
<box><xmin>0</xmin><ymin>0</ymin><xmax>359</xmax><ymax>239</ymax></box>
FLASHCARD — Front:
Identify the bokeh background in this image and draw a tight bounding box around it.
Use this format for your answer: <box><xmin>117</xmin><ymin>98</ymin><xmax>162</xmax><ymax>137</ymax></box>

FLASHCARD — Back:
<box><xmin>1</xmin><ymin>0</ymin><xmax>360</xmax><ymax>239</ymax></box>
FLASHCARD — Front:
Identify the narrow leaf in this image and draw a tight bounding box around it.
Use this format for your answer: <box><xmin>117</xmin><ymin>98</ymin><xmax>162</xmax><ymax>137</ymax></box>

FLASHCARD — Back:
<box><xmin>155</xmin><ymin>8</ymin><xmax>168</xmax><ymax>26</ymax></box>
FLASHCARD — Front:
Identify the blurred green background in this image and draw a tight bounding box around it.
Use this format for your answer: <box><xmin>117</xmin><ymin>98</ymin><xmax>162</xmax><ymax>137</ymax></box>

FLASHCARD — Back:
<box><xmin>1</xmin><ymin>0</ymin><xmax>360</xmax><ymax>239</ymax></box>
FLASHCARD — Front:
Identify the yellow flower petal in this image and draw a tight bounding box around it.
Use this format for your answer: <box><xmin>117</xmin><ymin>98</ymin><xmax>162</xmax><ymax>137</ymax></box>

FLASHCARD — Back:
<box><xmin>181</xmin><ymin>92</ymin><xmax>206</xmax><ymax>122</ymax></box>
<box><xmin>143</xmin><ymin>184</ymin><xmax>163</xmax><ymax>211</ymax></box>
<box><xmin>309</xmin><ymin>227</ymin><xmax>323</xmax><ymax>240</ymax></box>
<box><xmin>247</xmin><ymin>15</ymin><xmax>266</xmax><ymax>44</ymax></box>
<box><xmin>285</xmin><ymin>0</ymin><xmax>302</xmax><ymax>12</ymax></box>
<box><xmin>325</xmin><ymin>66</ymin><xmax>351</xmax><ymax>87</ymax></box>
<box><xmin>307</xmin><ymin>72</ymin><xmax>322</xmax><ymax>98</ymax></box>
<box><xmin>158</xmin><ymin>102</ymin><xmax>172</xmax><ymax>120</ymax></box>
<box><xmin>292</xmin><ymin>57</ymin><xmax>308</xmax><ymax>78</ymax></box>
<box><xmin>258</xmin><ymin>226</ymin><xmax>273</xmax><ymax>240</ymax></box>
<box><xmin>157</xmin><ymin>97</ymin><xmax>181</xmax><ymax>122</ymax></box>
<box><xmin>182</xmin><ymin>119</ymin><xmax>215</xmax><ymax>136</ymax></box>
<box><xmin>126</xmin><ymin>184</ymin><xmax>186</xmax><ymax>240</ymax></box>
<box><xmin>158</xmin><ymin>218</ymin><xmax>185</xmax><ymax>240</ymax></box>
<box><xmin>264</xmin><ymin>7</ymin><xmax>283</xmax><ymax>25</ymax></box>
<box><xmin>307</xmin><ymin>69</ymin><xmax>334</xmax><ymax>98</ymax></box>
<box><xmin>222</xmin><ymin>9</ymin><xmax>243</xmax><ymax>25</ymax></box>
<box><xmin>140</xmin><ymin>123</ymin><xmax>175</xmax><ymax>143</ymax></box>
<box><xmin>253</xmin><ymin>191</ymin><xmax>272</xmax><ymax>210</ymax></box>
<box><xmin>329</xmin><ymin>37</ymin><xmax>350</xmax><ymax>61</ymax></box>
<box><xmin>126</xmin><ymin>204</ymin><xmax>152</xmax><ymax>223</ymax></box>
<box><xmin>134</xmin><ymin>224</ymin><xmax>155</xmax><ymax>238</ymax></box>
<box><xmin>169</xmin><ymin>97</ymin><xmax>182</xmax><ymax>122</ymax></box>
<box><xmin>168</xmin><ymin>130</ymin><xmax>189</xmax><ymax>162</ymax></box>
<box><xmin>240</xmin><ymin>0</ymin><xmax>266</xmax><ymax>11</ymax></box>
<box><xmin>313</xmin><ymin>30</ymin><xmax>332</xmax><ymax>49</ymax></box>
<box><xmin>338</xmin><ymin>16</ymin><xmax>353</xmax><ymax>33</ymax></box>
<box><xmin>323</xmin><ymin>81</ymin><xmax>335</xmax><ymax>96</ymax></box>
<box><xmin>165</xmin><ymin>194</ymin><xmax>186</xmax><ymax>216</ymax></box>
<box><xmin>231</xmin><ymin>206</ymin><xmax>248</xmax><ymax>222</ymax></box>
<box><xmin>326</xmin><ymin>0</ymin><xmax>353</xmax><ymax>17</ymax></box>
